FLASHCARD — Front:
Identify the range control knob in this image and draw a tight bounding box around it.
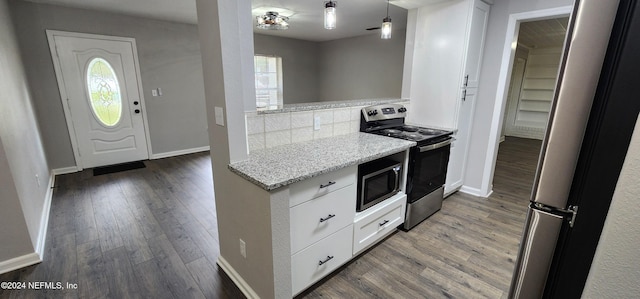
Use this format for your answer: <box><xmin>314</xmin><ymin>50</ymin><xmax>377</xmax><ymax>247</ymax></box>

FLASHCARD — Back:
<box><xmin>398</xmin><ymin>107</ymin><xmax>407</xmax><ymax>113</ymax></box>
<box><xmin>372</xmin><ymin>110</ymin><xmax>378</xmax><ymax>115</ymax></box>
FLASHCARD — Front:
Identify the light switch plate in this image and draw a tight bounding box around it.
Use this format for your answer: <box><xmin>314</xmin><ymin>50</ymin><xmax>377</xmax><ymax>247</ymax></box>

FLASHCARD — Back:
<box><xmin>214</xmin><ymin>106</ymin><xmax>225</xmax><ymax>126</ymax></box>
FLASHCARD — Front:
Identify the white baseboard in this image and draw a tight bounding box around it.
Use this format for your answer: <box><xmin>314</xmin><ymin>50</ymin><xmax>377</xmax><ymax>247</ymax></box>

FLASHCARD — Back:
<box><xmin>0</xmin><ymin>253</ymin><xmax>41</xmax><ymax>275</ymax></box>
<box><xmin>35</xmin><ymin>173</ymin><xmax>56</xmax><ymax>258</ymax></box>
<box><xmin>52</xmin><ymin>166</ymin><xmax>79</xmax><ymax>175</ymax></box>
<box><xmin>150</xmin><ymin>146</ymin><xmax>210</xmax><ymax>160</ymax></box>
<box><xmin>217</xmin><ymin>256</ymin><xmax>260</xmax><ymax>299</ymax></box>
<box><xmin>459</xmin><ymin>185</ymin><xmax>493</xmax><ymax>198</ymax></box>
<box><xmin>499</xmin><ymin>135</ymin><xmax>506</xmax><ymax>143</ymax></box>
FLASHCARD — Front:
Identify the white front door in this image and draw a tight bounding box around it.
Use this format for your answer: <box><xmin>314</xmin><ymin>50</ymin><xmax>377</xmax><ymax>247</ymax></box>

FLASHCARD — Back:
<box><xmin>48</xmin><ymin>31</ymin><xmax>149</xmax><ymax>169</ymax></box>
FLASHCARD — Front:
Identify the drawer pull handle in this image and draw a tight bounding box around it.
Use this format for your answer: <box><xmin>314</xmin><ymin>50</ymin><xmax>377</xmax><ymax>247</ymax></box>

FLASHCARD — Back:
<box><xmin>320</xmin><ymin>181</ymin><xmax>336</xmax><ymax>188</ymax></box>
<box><xmin>318</xmin><ymin>255</ymin><xmax>334</xmax><ymax>266</ymax></box>
<box><xmin>319</xmin><ymin>214</ymin><xmax>335</xmax><ymax>222</ymax></box>
<box><xmin>379</xmin><ymin>220</ymin><xmax>390</xmax><ymax>227</ymax></box>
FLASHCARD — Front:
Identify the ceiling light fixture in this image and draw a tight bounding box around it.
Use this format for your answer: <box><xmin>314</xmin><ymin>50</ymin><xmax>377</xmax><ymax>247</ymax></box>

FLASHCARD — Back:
<box><xmin>324</xmin><ymin>1</ymin><xmax>337</xmax><ymax>30</ymax></box>
<box><xmin>381</xmin><ymin>0</ymin><xmax>392</xmax><ymax>39</ymax></box>
<box><xmin>256</xmin><ymin>11</ymin><xmax>289</xmax><ymax>30</ymax></box>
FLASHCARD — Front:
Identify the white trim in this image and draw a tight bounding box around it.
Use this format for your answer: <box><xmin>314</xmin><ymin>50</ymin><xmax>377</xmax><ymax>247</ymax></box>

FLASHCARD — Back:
<box><xmin>52</xmin><ymin>166</ymin><xmax>79</xmax><ymax>175</ymax></box>
<box><xmin>459</xmin><ymin>184</ymin><xmax>493</xmax><ymax>198</ymax></box>
<box><xmin>150</xmin><ymin>146</ymin><xmax>210</xmax><ymax>160</ymax></box>
<box><xmin>0</xmin><ymin>253</ymin><xmax>41</xmax><ymax>275</ymax></box>
<box><xmin>217</xmin><ymin>256</ymin><xmax>260</xmax><ymax>299</ymax></box>
<box><xmin>479</xmin><ymin>6</ymin><xmax>574</xmax><ymax>197</ymax></box>
<box><xmin>34</xmin><ymin>172</ymin><xmax>56</xmax><ymax>259</ymax></box>
<box><xmin>46</xmin><ymin>30</ymin><xmax>153</xmax><ymax>170</ymax></box>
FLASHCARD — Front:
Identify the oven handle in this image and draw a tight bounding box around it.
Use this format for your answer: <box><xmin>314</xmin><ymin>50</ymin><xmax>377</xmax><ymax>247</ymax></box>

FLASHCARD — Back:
<box><xmin>419</xmin><ymin>139</ymin><xmax>452</xmax><ymax>152</ymax></box>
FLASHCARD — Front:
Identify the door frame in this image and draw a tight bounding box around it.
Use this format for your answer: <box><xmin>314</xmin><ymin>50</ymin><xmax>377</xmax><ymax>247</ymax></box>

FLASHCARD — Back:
<box><xmin>480</xmin><ymin>6</ymin><xmax>573</xmax><ymax>196</ymax></box>
<box><xmin>47</xmin><ymin>30</ymin><xmax>152</xmax><ymax>170</ymax></box>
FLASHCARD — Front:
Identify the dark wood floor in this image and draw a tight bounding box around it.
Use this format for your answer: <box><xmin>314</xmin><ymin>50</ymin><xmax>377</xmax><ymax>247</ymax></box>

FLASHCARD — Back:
<box><xmin>0</xmin><ymin>137</ymin><xmax>541</xmax><ymax>299</ymax></box>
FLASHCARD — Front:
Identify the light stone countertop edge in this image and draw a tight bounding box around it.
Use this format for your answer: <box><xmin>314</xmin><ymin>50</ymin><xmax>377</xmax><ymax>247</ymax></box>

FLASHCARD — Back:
<box><xmin>228</xmin><ymin>133</ymin><xmax>416</xmax><ymax>191</ymax></box>
<box><xmin>258</xmin><ymin>98</ymin><xmax>410</xmax><ymax>114</ymax></box>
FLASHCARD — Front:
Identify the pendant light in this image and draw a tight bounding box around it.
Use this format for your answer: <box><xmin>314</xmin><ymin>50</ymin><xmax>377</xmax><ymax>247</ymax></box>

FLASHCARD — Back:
<box><xmin>381</xmin><ymin>0</ymin><xmax>392</xmax><ymax>39</ymax></box>
<box><xmin>324</xmin><ymin>1</ymin><xmax>337</xmax><ymax>30</ymax></box>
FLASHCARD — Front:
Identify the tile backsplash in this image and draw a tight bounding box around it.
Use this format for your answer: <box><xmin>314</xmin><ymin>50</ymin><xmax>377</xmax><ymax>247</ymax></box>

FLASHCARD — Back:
<box><xmin>245</xmin><ymin>101</ymin><xmax>411</xmax><ymax>153</ymax></box>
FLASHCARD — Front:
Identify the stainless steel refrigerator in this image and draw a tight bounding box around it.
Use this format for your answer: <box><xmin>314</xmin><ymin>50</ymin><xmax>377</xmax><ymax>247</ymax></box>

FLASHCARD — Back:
<box><xmin>509</xmin><ymin>0</ymin><xmax>640</xmax><ymax>297</ymax></box>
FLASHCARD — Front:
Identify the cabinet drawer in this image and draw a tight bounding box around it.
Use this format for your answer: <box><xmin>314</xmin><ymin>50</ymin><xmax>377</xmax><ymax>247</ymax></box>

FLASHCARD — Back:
<box><xmin>290</xmin><ymin>184</ymin><xmax>356</xmax><ymax>254</ymax></box>
<box><xmin>289</xmin><ymin>166</ymin><xmax>356</xmax><ymax>207</ymax></box>
<box><xmin>291</xmin><ymin>224</ymin><xmax>353</xmax><ymax>296</ymax></box>
<box><xmin>353</xmin><ymin>193</ymin><xmax>406</xmax><ymax>254</ymax></box>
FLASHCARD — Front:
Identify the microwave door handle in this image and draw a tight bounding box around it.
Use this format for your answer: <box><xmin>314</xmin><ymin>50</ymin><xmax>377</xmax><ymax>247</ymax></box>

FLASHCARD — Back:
<box><xmin>393</xmin><ymin>166</ymin><xmax>401</xmax><ymax>192</ymax></box>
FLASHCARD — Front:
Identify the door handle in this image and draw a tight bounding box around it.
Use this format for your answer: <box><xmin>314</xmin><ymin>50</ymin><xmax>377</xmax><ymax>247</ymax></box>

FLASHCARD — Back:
<box><xmin>134</xmin><ymin>109</ymin><xmax>141</xmax><ymax>114</ymax></box>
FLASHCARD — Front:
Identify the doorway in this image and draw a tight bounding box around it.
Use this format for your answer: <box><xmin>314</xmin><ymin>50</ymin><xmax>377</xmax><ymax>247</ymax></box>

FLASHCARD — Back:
<box><xmin>501</xmin><ymin>17</ymin><xmax>570</xmax><ymax>141</ymax></box>
<box><xmin>479</xmin><ymin>6</ymin><xmax>573</xmax><ymax>197</ymax></box>
<box><xmin>48</xmin><ymin>31</ymin><xmax>151</xmax><ymax>170</ymax></box>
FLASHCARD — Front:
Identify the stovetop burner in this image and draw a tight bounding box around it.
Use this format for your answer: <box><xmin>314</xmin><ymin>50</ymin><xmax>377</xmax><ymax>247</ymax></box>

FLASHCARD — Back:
<box><xmin>402</xmin><ymin>125</ymin><xmax>420</xmax><ymax>132</ymax></box>
<box><xmin>382</xmin><ymin>129</ymin><xmax>403</xmax><ymax>136</ymax></box>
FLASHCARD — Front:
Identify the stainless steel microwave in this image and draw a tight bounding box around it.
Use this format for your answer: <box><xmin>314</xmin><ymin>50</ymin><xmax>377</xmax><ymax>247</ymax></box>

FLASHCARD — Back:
<box><xmin>357</xmin><ymin>158</ymin><xmax>402</xmax><ymax>212</ymax></box>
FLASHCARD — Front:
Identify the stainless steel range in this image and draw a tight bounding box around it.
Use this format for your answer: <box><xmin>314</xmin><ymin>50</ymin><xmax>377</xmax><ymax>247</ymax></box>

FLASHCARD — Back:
<box><xmin>360</xmin><ymin>103</ymin><xmax>453</xmax><ymax>230</ymax></box>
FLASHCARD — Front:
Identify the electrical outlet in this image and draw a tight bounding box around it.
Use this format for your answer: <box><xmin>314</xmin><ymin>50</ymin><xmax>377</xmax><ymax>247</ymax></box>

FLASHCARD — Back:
<box><xmin>239</xmin><ymin>239</ymin><xmax>246</xmax><ymax>258</ymax></box>
<box><xmin>314</xmin><ymin>116</ymin><xmax>321</xmax><ymax>131</ymax></box>
<box><xmin>151</xmin><ymin>89</ymin><xmax>158</xmax><ymax>97</ymax></box>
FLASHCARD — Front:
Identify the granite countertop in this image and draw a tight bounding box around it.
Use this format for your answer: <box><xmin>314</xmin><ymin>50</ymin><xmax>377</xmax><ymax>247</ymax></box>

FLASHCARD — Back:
<box><xmin>258</xmin><ymin>98</ymin><xmax>409</xmax><ymax>114</ymax></box>
<box><xmin>228</xmin><ymin>133</ymin><xmax>416</xmax><ymax>191</ymax></box>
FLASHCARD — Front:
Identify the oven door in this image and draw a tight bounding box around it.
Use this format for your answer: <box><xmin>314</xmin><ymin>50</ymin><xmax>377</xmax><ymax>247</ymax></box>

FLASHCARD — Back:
<box><xmin>358</xmin><ymin>160</ymin><xmax>402</xmax><ymax>212</ymax></box>
<box><xmin>407</xmin><ymin>138</ymin><xmax>452</xmax><ymax>203</ymax></box>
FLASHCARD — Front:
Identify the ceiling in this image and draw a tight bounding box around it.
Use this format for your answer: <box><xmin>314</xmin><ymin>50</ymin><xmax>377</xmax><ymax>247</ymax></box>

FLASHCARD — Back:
<box><xmin>518</xmin><ymin>17</ymin><xmax>570</xmax><ymax>49</ymax></box>
<box><xmin>22</xmin><ymin>0</ymin><xmax>568</xmax><ymax>44</ymax></box>
<box><xmin>22</xmin><ymin>0</ymin><xmax>449</xmax><ymax>42</ymax></box>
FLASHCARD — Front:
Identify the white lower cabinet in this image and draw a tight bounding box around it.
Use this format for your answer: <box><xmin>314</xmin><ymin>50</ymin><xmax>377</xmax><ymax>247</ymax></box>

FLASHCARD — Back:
<box><xmin>291</xmin><ymin>225</ymin><xmax>354</xmax><ymax>295</ymax></box>
<box><xmin>353</xmin><ymin>193</ymin><xmax>406</xmax><ymax>255</ymax></box>
<box><xmin>288</xmin><ymin>165</ymin><xmax>407</xmax><ymax>296</ymax></box>
<box><xmin>290</xmin><ymin>184</ymin><xmax>356</xmax><ymax>254</ymax></box>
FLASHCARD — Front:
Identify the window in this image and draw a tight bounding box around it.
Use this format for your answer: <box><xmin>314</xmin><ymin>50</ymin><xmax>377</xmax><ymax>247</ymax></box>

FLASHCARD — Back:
<box><xmin>86</xmin><ymin>58</ymin><xmax>122</xmax><ymax>127</ymax></box>
<box><xmin>254</xmin><ymin>55</ymin><xmax>283</xmax><ymax>109</ymax></box>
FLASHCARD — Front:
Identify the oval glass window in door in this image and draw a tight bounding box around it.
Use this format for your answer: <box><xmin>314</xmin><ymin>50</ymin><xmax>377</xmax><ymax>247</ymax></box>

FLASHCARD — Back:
<box><xmin>86</xmin><ymin>58</ymin><xmax>122</xmax><ymax>127</ymax></box>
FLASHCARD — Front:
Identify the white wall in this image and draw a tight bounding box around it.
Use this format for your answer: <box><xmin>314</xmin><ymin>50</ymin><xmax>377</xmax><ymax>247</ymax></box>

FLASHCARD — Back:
<box><xmin>464</xmin><ymin>0</ymin><xmax>574</xmax><ymax>191</ymax></box>
<box><xmin>0</xmin><ymin>0</ymin><xmax>51</xmax><ymax>268</ymax></box>
<box><xmin>8</xmin><ymin>1</ymin><xmax>209</xmax><ymax>168</ymax></box>
<box><xmin>582</xmin><ymin>116</ymin><xmax>640</xmax><ymax>298</ymax></box>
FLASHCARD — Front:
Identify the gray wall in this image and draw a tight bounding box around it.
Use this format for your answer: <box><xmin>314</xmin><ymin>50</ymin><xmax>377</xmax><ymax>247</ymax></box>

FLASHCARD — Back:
<box><xmin>254</xmin><ymin>34</ymin><xmax>320</xmax><ymax>104</ymax></box>
<box><xmin>319</xmin><ymin>29</ymin><xmax>406</xmax><ymax>101</ymax></box>
<box><xmin>464</xmin><ymin>0</ymin><xmax>574</xmax><ymax>190</ymax></box>
<box><xmin>583</xmin><ymin>117</ymin><xmax>640</xmax><ymax>298</ymax></box>
<box><xmin>0</xmin><ymin>0</ymin><xmax>51</xmax><ymax>263</ymax></box>
<box><xmin>254</xmin><ymin>29</ymin><xmax>406</xmax><ymax>105</ymax></box>
<box><xmin>8</xmin><ymin>1</ymin><xmax>209</xmax><ymax>169</ymax></box>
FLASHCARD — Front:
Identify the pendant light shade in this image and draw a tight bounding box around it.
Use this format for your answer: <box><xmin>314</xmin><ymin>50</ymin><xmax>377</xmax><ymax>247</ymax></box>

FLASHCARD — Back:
<box><xmin>381</xmin><ymin>17</ymin><xmax>392</xmax><ymax>39</ymax></box>
<box><xmin>381</xmin><ymin>0</ymin><xmax>392</xmax><ymax>39</ymax></box>
<box><xmin>324</xmin><ymin>1</ymin><xmax>337</xmax><ymax>30</ymax></box>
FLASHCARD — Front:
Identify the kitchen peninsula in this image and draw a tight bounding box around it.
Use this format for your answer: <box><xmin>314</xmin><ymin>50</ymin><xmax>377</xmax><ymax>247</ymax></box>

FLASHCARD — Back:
<box><xmin>224</xmin><ymin>133</ymin><xmax>414</xmax><ymax>297</ymax></box>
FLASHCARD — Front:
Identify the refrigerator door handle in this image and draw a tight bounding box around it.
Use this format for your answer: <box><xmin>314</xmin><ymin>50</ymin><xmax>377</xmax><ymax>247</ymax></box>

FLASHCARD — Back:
<box><xmin>509</xmin><ymin>208</ymin><xmax>564</xmax><ymax>299</ymax></box>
